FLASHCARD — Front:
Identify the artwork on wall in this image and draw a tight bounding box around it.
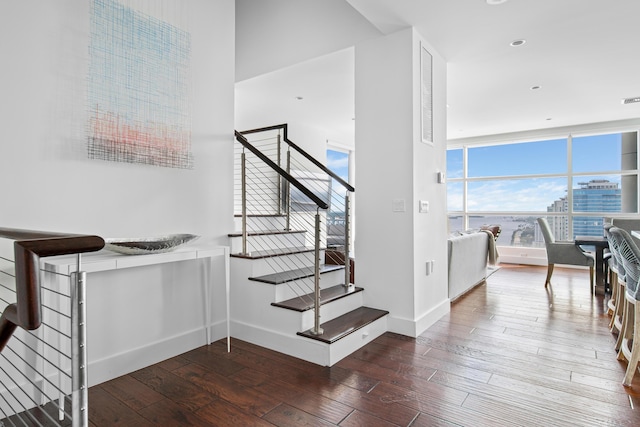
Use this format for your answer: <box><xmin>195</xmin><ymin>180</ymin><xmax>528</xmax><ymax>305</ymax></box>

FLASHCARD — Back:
<box><xmin>420</xmin><ymin>42</ymin><xmax>433</xmax><ymax>145</ymax></box>
<box><xmin>87</xmin><ymin>0</ymin><xmax>193</xmax><ymax>169</ymax></box>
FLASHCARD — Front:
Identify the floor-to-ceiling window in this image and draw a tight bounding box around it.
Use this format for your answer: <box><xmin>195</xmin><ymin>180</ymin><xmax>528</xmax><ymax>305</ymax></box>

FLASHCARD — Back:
<box><xmin>447</xmin><ymin>131</ymin><xmax>639</xmax><ymax>248</ymax></box>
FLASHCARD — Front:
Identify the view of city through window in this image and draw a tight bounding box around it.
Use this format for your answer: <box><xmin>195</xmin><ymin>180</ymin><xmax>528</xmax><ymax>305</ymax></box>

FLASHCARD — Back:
<box><xmin>447</xmin><ymin>132</ymin><xmax>638</xmax><ymax>247</ymax></box>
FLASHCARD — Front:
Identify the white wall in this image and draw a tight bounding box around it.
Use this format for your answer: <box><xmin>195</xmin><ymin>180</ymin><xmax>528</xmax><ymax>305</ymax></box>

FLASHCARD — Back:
<box><xmin>0</xmin><ymin>0</ymin><xmax>235</xmax><ymax>384</ymax></box>
<box><xmin>355</xmin><ymin>27</ymin><xmax>449</xmax><ymax>337</ymax></box>
<box><xmin>235</xmin><ymin>0</ymin><xmax>380</xmax><ymax>82</ymax></box>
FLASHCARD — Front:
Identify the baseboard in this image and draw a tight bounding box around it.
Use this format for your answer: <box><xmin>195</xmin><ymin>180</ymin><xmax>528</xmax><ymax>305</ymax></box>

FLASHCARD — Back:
<box><xmin>387</xmin><ymin>298</ymin><xmax>450</xmax><ymax>338</ymax></box>
<box><xmin>88</xmin><ymin>320</ymin><xmax>228</xmax><ymax>387</ymax></box>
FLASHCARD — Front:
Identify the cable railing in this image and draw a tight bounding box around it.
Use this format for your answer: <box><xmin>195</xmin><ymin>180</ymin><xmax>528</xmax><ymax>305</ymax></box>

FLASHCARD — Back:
<box><xmin>234</xmin><ymin>125</ymin><xmax>354</xmax><ymax>335</ymax></box>
<box><xmin>0</xmin><ymin>228</ymin><xmax>104</xmax><ymax>427</ymax></box>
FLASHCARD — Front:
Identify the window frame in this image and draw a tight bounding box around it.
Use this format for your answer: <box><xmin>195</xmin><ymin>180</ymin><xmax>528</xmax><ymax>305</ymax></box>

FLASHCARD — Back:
<box><xmin>447</xmin><ymin>130</ymin><xmax>639</xmax><ymax>245</ymax></box>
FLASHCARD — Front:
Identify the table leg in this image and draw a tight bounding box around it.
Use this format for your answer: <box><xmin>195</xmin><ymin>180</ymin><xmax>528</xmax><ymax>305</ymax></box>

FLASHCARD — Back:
<box><xmin>594</xmin><ymin>248</ymin><xmax>605</xmax><ymax>295</ymax></box>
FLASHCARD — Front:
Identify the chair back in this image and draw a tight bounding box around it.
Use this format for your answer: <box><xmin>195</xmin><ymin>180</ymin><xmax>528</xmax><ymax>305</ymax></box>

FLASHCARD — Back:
<box><xmin>605</xmin><ymin>225</ymin><xmax>625</xmax><ymax>280</ymax></box>
<box><xmin>537</xmin><ymin>217</ymin><xmax>555</xmax><ymax>244</ymax></box>
<box><xmin>610</xmin><ymin>227</ymin><xmax>640</xmax><ymax>297</ymax></box>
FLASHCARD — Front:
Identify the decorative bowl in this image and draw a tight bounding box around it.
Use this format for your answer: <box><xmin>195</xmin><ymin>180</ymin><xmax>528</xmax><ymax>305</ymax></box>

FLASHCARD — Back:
<box><xmin>104</xmin><ymin>234</ymin><xmax>199</xmax><ymax>255</ymax></box>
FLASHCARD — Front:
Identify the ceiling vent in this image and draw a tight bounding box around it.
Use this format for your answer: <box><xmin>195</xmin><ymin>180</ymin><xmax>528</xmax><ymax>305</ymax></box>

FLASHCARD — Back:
<box><xmin>622</xmin><ymin>96</ymin><xmax>640</xmax><ymax>104</ymax></box>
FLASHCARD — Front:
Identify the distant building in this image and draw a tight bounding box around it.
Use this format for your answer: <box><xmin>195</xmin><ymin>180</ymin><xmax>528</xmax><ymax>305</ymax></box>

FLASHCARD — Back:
<box><xmin>546</xmin><ymin>179</ymin><xmax>621</xmax><ymax>239</ymax></box>
<box><xmin>573</xmin><ymin>179</ymin><xmax>621</xmax><ymax>236</ymax></box>
<box><xmin>546</xmin><ymin>196</ymin><xmax>569</xmax><ymax>240</ymax></box>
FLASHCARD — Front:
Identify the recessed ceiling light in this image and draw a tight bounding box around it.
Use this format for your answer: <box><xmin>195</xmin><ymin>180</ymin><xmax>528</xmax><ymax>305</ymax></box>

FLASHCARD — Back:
<box><xmin>622</xmin><ymin>96</ymin><xmax>640</xmax><ymax>104</ymax></box>
<box><xmin>486</xmin><ymin>0</ymin><xmax>508</xmax><ymax>4</ymax></box>
<box><xmin>510</xmin><ymin>39</ymin><xmax>526</xmax><ymax>47</ymax></box>
<box><xmin>530</xmin><ymin>85</ymin><xmax>542</xmax><ymax>90</ymax></box>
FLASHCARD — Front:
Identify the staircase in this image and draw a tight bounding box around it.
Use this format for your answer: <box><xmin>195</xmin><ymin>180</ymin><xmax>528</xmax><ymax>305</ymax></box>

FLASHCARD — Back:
<box><xmin>230</xmin><ymin>125</ymin><xmax>388</xmax><ymax>366</ymax></box>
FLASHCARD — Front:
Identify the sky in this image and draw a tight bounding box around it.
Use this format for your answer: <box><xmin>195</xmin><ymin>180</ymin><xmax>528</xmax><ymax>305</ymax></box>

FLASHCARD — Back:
<box><xmin>447</xmin><ymin>133</ymin><xmax>623</xmax><ymax>212</ymax></box>
<box><xmin>327</xmin><ymin>149</ymin><xmax>349</xmax><ymax>181</ymax></box>
<box><xmin>327</xmin><ymin>149</ymin><xmax>350</xmax><ymax>211</ymax></box>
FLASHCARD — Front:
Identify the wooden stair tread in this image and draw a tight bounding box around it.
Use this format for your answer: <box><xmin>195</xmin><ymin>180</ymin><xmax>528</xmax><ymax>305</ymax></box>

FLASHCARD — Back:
<box><xmin>227</xmin><ymin>229</ymin><xmax>305</xmax><ymax>237</ymax></box>
<box><xmin>231</xmin><ymin>246</ymin><xmax>323</xmax><ymax>259</ymax></box>
<box><xmin>297</xmin><ymin>307</ymin><xmax>388</xmax><ymax>344</ymax></box>
<box><xmin>251</xmin><ymin>265</ymin><xmax>345</xmax><ymax>285</ymax></box>
<box><xmin>271</xmin><ymin>284</ymin><xmax>363</xmax><ymax>311</ymax></box>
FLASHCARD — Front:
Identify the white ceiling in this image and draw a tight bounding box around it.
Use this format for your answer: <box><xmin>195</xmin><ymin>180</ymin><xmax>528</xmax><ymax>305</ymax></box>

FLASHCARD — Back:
<box><xmin>236</xmin><ymin>0</ymin><xmax>640</xmax><ymax>143</ymax></box>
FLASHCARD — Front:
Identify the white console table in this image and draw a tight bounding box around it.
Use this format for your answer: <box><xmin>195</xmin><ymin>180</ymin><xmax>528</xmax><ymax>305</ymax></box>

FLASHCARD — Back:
<box><xmin>42</xmin><ymin>244</ymin><xmax>230</xmax><ymax>350</ymax></box>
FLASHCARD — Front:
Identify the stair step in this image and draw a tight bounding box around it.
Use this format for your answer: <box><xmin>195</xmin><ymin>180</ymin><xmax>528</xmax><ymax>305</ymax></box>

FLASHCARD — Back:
<box><xmin>227</xmin><ymin>229</ymin><xmax>306</xmax><ymax>237</ymax></box>
<box><xmin>271</xmin><ymin>284</ymin><xmax>363</xmax><ymax>311</ymax></box>
<box><xmin>297</xmin><ymin>307</ymin><xmax>389</xmax><ymax>344</ymax></box>
<box><xmin>251</xmin><ymin>265</ymin><xmax>344</xmax><ymax>285</ymax></box>
<box><xmin>231</xmin><ymin>246</ymin><xmax>323</xmax><ymax>259</ymax></box>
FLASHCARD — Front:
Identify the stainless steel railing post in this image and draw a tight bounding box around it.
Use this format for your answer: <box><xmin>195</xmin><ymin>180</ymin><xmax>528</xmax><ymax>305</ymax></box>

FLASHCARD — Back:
<box><xmin>277</xmin><ymin>133</ymin><xmax>282</xmax><ymax>215</ymax></box>
<box><xmin>344</xmin><ymin>193</ymin><xmax>352</xmax><ymax>288</ymax></box>
<box><xmin>311</xmin><ymin>211</ymin><xmax>323</xmax><ymax>335</ymax></box>
<box><xmin>285</xmin><ymin>150</ymin><xmax>291</xmax><ymax>231</ymax></box>
<box><xmin>71</xmin><ymin>255</ymin><xmax>88</xmax><ymax>427</ymax></box>
<box><xmin>241</xmin><ymin>151</ymin><xmax>248</xmax><ymax>255</ymax></box>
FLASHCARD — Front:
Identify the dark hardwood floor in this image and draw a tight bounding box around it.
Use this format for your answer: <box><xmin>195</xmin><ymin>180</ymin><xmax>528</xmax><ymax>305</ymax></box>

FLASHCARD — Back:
<box><xmin>89</xmin><ymin>265</ymin><xmax>640</xmax><ymax>426</ymax></box>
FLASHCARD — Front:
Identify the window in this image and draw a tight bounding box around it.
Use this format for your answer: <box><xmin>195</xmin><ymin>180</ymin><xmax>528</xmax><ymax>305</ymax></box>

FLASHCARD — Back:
<box><xmin>326</xmin><ymin>148</ymin><xmax>351</xmax><ymax>238</ymax></box>
<box><xmin>327</xmin><ymin>149</ymin><xmax>350</xmax><ymax>208</ymax></box>
<box><xmin>468</xmin><ymin>139</ymin><xmax>566</xmax><ymax>177</ymax></box>
<box><xmin>447</xmin><ymin>131</ymin><xmax>638</xmax><ymax>246</ymax></box>
<box><xmin>467</xmin><ymin>178</ymin><xmax>567</xmax><ymax>212</ymax></box>
<box><xmin>446</xmin><ymin>148</ymin><xmax>463</xmax><ymax>179</ymax></box>
<box><xmin>572</xmin><ymin>134</ymin><xmax>621</xmax><ymax>172</ymax></box>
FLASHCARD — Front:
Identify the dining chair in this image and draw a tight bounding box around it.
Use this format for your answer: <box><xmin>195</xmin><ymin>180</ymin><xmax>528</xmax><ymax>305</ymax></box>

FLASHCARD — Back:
<box><xmin>609</xmin><ymin>227</ymin><xmax>640</xmax><ymax>386</ymax></box>
<box><xmin>537</xmin><ymin>217</ymin><xmax>594</xmax><ymax>291</ymax></box>
<box><xmin>605</xmin><ymin>225</ymin><xmax>626</xmax><ymax>338</ymax></box>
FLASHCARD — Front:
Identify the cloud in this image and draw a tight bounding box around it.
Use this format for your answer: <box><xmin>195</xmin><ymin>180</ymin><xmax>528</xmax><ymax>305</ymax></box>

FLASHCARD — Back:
<box><xmin>327</xmin><ymin>156</ymin><xmax>349</xmax><ymax>170</ymax></box>
<box><xmin>467</xmin><ymin>178</ymin><xmax>566</xmax><ymax>211</ymax></box>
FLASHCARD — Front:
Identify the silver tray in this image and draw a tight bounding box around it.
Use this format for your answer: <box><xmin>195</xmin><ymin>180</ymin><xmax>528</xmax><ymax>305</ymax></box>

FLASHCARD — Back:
<box><xmin>104</xmin><ymin>234</ymin><xmax>199</xmax><ymax>255</ymax></box>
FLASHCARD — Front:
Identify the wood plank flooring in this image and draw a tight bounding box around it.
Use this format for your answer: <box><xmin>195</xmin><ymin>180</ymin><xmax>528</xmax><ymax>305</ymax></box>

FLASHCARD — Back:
<box><xmin>88</xmin><ymin>264</ymin><xmax>640</xmax><ymax>426</ymax></box>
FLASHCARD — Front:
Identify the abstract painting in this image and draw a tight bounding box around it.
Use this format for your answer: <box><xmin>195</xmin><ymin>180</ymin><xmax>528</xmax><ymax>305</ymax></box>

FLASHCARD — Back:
<box><xmin>87</xmin><ymin>0</ymin><xmax>193</xmax><ymax>169</ymax></box>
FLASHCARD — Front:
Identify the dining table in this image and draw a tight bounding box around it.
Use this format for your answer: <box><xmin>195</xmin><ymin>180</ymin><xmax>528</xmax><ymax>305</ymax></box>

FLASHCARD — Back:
<box><xmin>574</xmin><ymin>235</ymin><xmax>609</xmax><ymax>295</ymax></box>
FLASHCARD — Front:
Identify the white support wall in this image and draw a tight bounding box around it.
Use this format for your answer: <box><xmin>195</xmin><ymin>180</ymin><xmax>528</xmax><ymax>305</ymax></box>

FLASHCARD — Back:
<box><xmin>355</xmin><ymin>27</ymin><xmax>449</xmax><ymax>337</ymax></box>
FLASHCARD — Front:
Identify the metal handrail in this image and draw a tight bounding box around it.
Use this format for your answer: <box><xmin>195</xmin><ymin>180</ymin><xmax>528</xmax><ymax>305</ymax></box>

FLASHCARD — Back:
<box><xmin>239</xmin><ymin>124</ymin><xmax>355</xmax><ymax>193</ymax></box>
<box><xmin>0</xmin><ymin>228</ymin><xmax>104</xmax><ymax>352</ymax></box>
<box><xmin>0</xmin><ymin>227</ymin><xmax>104</xmax><ymax>426</ymax></box>
<box><xmin>235</xmin><ymin>131</ymin><xmax>329</xmax><ymax>210</ymax></box>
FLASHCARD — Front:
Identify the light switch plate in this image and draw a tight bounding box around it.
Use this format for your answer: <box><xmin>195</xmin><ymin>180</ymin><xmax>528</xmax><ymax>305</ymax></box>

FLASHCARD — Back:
<box><xmin>419</xmin><ymin>200</ymin><xmax>429</xmax><ymax>213</ymax></box>
<box><xmin>392</xmin><ymin>199</ymin><xmax>406</xmax><ymax>212</ymax></box>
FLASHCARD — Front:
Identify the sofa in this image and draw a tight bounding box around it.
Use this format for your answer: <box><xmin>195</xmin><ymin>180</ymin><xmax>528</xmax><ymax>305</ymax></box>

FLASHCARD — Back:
<box><xmin>448</xmin><ymin>230</ymin><xmax>496</xmax><ymax>301</ymax></box>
